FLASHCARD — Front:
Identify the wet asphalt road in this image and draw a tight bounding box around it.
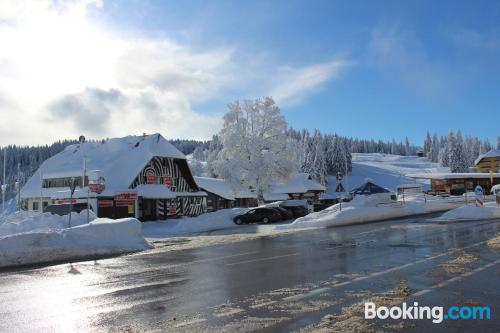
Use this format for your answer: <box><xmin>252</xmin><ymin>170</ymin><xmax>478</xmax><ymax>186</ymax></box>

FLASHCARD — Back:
<box><xmin>0</xmin><ymin>214</ymin><xmax>499</xmax><ymax>333</ymax></box>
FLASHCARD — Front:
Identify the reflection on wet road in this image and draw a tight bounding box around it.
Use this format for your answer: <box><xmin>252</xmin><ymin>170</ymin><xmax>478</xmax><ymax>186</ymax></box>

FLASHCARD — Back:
<box><xmin>0</xmin><ymin>214</ymin><xmax>499</xmax><ymax>332</ymax></box>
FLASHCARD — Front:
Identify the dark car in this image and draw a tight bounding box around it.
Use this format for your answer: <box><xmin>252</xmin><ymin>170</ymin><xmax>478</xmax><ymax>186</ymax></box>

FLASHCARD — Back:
<box><xmin>43</xmin><ymin>203</ymin><xmax>90</xmax><ymax>216</ymax></box>
<box><xmin>233</xmin><ymin>208</ymin><xmax>282</xmax><ymax>225</ymax></box>
<box><xmin>280</xmin><ymin>205</ymin><xmax>308</xmax><ymax>219</ymax></box>
<box><xmin>273</xmin><ymin>207</ymin><xmax>294</xmax><ymax>220</ymax></box>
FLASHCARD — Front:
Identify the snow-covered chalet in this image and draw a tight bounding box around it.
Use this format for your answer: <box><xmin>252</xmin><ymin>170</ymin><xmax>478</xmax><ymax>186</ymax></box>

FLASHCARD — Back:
<box><xmin>20</xmin><ymin>134</ymin><xmax>207</xmax><ymax>220</ymax></box>
<box><xmin>263</xmin><ymin>173</ymin><xmax>326</xmax><ymax>203</ymax></box>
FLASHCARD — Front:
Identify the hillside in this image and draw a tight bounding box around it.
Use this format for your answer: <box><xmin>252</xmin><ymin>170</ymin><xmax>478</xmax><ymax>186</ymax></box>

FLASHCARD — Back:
<box><xmin>327</xmin><ymin>153</ymin><xmax>447</xmax><ymax>195</ymax></box>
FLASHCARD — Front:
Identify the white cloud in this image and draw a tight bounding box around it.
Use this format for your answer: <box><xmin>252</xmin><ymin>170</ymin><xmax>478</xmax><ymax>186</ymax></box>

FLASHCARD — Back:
<box><xmin>0</xmin><ymin>0</ymin><xmax>349</xmax><ymax>145</ymax></box>
<box><xmin>270</xmin><ymin>60</ymin><xmax>349</xmax><ymax>107</ymax></box>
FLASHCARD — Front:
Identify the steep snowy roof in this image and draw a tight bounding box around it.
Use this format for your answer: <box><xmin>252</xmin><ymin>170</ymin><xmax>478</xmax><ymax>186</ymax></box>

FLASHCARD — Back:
<box><xmin>350</xmin><ymin>181</ymin><xmax>391</xmax><ymax>195</ymax></box>
<box><xmin>269</xmin><ymin>173</ymin><xmax>326</xmax><ymax>194</ymax></box>
<box><xmin>474</xmin><ymin>149</ymin><xmax>500</xmax><ymax>165</ymax></box>
<box><xmin>194</xmin><ymin>177</ymin><xmax>235</xmax><ymax>201</ymax></box>
<box><xmin>21</xmin><ymin>134</ymin><xmax>186</xmax><ymax>199</ymax></box>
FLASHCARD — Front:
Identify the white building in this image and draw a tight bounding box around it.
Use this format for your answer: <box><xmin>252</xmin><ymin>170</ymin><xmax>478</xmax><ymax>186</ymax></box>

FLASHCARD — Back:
<box><xmin>20</xmin><ymin>134</ymin><xmax>207</xmax><ymax>220</ymax></box>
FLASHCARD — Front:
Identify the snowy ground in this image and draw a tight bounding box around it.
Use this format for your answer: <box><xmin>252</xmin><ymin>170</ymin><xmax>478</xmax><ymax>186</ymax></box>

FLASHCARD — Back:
<box><xmin>327</xmin><ymin>153</ymin><xmax>446</xmax><ymax>195</ymax></box>
<box><xmin>0</xmin><ymin>211</ymin><xmax>151</xmax><ymax>268</ymax></box>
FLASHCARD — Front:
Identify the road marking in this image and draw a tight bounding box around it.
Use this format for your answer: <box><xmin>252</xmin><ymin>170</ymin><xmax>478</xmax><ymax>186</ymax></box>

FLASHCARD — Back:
<box><xmin>174</xmin><ymin>318</ymin><xmax>207</xmax><ymax>328</ymax></box>
<box><xmin>413</xmin><ymin>258</ymin><xmax>500</xmax><ymax>297</ymax></box>
<box><xmin>277</xmin><ymin>238</ymin><xmax>492</xmax><ymax>303</ymax></box>
<box><xmin>283</xmin><ymin>287</ymin><xmax>331</xmax><ymax>302</ymax></box>
<box><xmin>225</xmin><ymin>253</ymin><xmax>299</xmax><ymax>266</ymax></box>
<box><xmin>249</xmin><ymin>301</ymin><xmax>277</xmax><ymax>309</ymax></box>
<box><xmin>213</xmin><ymin>308</ymin><xmax>244</xmax><ymax>317</ymax></box>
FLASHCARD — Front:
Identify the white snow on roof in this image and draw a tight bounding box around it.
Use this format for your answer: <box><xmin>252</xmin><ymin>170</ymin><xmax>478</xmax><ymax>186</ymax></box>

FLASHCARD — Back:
<box><xmin>407</xmin><ymin>172</ymin><xmax>500</xmax><ymax>180</ymax></box>
<box><xmin>233</xmin><ymin>187</ymin><xmax>258</xmax><ymax>199</ymax></box>
<box><xmin>194</xmin><ymin>177</ymin><xmax>235</xmax><ymax>201</ymax></box>
<box><xmin>263</xmin><ymin>192</ymin><xmax>289</xmax><ymax>201</ymax></box>
<box><xmin>21</xmin><ymin>134</ymin><xmax>186</xmax><ymax>199</ymax></box>
<box><xmin>269</xmin><ymin>173</ymin><xmax>325</xmax><ymax>194</ymax></box>
<box><xmin>474</xmin><ymin>149</ymin><xmax>500</xmax><ymax>165</ymax></box>
<box><xmin>135</xmin><ymin>184</ymin><xmax>177</xmax><ymax>199</ymax></box>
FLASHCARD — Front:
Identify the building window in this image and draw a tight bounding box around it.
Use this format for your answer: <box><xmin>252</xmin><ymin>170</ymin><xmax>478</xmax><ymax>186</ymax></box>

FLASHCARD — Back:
<box><xmin>33</xmin><ymin>202</ymin><xmax>39</xmax><ymax>211</ymax></box>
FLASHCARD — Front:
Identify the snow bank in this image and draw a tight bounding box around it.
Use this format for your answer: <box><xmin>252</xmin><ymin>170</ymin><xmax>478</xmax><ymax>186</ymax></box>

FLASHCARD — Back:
<box><xmin>433</xmin><ymin>203</ymin><xmax>500</xmax><ymax>222</ymax></box>
<box><xmin>142</xmin><ymin>208</ymin><xmax>249</xmax><ymax>237</ymax></box>
<box><xmin>0</xmin><ymin>212</ymin><xmax>151</xmax><ymax>268</ymax></box>
<box><xmin>279</xmin><ymin>195</ymin><xmax>465</xmax><ymax>229</ymax></box>
<box><xmin>0</xmin><ymin>210</ymin><xmax>96</xmax><ymax>237</ymax></box>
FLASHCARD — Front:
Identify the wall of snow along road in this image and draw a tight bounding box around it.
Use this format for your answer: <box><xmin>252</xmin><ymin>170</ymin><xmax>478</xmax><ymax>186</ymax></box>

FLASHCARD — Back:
<box><xmin>433</xmin><ymin>202</ymin><xmax>500</xmax><ymax>222</ymax></box>
<box><xmin>142</xmin><ymin>208</ymin><xmax>249</xmax><ymax>238</ymax></box>
<box><xmin>0</xmin><ymin>211</ymin><xmax>151</xmax><ymax>268</ymax></box>
<box><xmin>279</xmin><ymin>195</ymin><xmax>467</xmax><ymax>229</ymax></box>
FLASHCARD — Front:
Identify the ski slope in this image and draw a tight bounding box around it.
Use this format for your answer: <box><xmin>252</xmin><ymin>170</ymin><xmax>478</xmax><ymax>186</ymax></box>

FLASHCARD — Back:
<box><xmin>327</xmin><ymin>153</ymin><xmax>447</xmax><ymax>195</ymax></box>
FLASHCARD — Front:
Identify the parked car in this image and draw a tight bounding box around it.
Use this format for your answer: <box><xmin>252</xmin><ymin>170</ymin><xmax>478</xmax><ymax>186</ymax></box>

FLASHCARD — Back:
<box><xmin>44</xmin><ymin>203</ymin><xmax>90</xmax><ymax>216</ymax></box>
<box><xmin>280</xmin><ymin>204</ymin><xmax>308</xmax><ymax>218</ymax></box>
<box><xmin>233</xmin><ymin>208</ymin><xmax>282</xmax><ymax>225</ymax></box>
<box><xmin>273</xmin><ymin>207</ymin><xmax>294</xmax><ymax>220</ymax></box>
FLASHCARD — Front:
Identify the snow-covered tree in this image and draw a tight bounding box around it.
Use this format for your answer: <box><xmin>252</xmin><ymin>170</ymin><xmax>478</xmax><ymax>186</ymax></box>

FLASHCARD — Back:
<box><xmin>192</xmin><ymin>146</ymin><xmax>206</xmax><ymax>161</ymax></box>
<box><xmin>423</xmin><ymin>131</ymin><xmax>432</xmax><ymax>157</ymax></box>
<box><xmin>205</xmin><ymin>135</ymin><xmax>222</xmax><ymax>178</ymax></box>
<box><xmin>188</xmin><ymin>159</ymin><xmax>205</xmax><ymax>177</ymax></box>
<box><xmin>310</xmin><ymin>130</ymin><xmax>327</xmax><ymax>185</ymax></box>
<box><xmin>215</xmin><ymin>97</ymin><xmax>299</xmax><ymax>202</ymax></box>
<box><xmin>449</xmin><ymin>129</ymin><xmax>468</xmax><ymax>173</ymax></box>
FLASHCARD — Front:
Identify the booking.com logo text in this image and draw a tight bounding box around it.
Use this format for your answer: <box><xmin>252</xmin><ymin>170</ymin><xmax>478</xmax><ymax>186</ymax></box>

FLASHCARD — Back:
<box><xmin>365</xmin><ymin>302</ymin><xmax>491</xmax><ymax>324</ymax></box>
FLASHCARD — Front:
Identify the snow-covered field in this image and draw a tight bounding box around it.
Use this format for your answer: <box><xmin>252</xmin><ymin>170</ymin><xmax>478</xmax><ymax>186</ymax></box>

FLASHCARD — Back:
<box><xmin>327</xmin><ymin>153</ymin><xmax>446</xmax><ymax>194</ymax></box>
<box><xmin>0</xmin><ymin>211</ymin><xmax>151</xmax><ymax>268</ymax></box>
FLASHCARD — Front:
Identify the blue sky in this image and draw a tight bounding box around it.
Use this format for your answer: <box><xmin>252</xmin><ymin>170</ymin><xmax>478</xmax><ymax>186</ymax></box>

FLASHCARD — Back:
<box><xmin>0</xmin><ymin>0</ymin><xmax>499</xmax><ymax>145</ymax></box>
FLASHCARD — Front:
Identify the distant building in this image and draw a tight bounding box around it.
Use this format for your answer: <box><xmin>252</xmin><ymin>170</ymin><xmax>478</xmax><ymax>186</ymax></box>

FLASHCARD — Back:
<box><xmin>407</xmin><ymin>172</ymin><xmax>500</xmax><ymax>195</ymax></box>
<box><xmin>263</xmin><ymin>173</ymin><xmax>326</xmax><ymax>204</ymax></box>
<box><xmin>20</xmin><ymin>134</ymin><xmax>207</xmax><ymax>220</ymax></box>
<box><xmin>474</xmin><ymin>149</ymin><xmax>500</xmax><ymax>173</ymax></box>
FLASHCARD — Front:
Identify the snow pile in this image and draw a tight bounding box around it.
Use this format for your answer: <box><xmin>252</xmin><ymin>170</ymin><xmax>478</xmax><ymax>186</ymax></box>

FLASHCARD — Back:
<box><xmin>0</xmin><ymin>198</ymin><xmax>17</xmax><ymax>217</ymax></box>
<box><xmin>279</xmin><ymin>194</ymin><xmax>465</xmax><ymax>229</ymax></box>
<box><xmin>0</xmin><ymin>210</ymin><xmax>96</xmax><ymax>237</ymax></box>
<box><xmin>433</xmin><ymin>203</ymin><xmax>500</xmax><ymax>222</ymax></box>
<box><xmin>142</xmin><ymin>208</ymin><xmax>249</xmax><ymax>237</ymax></box>
<box><xmin>281</xmin><ymin>195</ymin><xmax>413</xmax><ymax>229</ymax></box>
<box><xmin>0</xmin><ymin>212</ymin><xmax>151</xmax><ymax>268</ymax></box>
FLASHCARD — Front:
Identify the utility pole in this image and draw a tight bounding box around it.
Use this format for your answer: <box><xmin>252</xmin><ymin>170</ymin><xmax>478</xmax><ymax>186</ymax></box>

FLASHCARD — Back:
<box><xmin>2</xmin><ymin>149</ymin><xmax>6</xmax><ymax>214</ymax></box>
<box><xmin>16</xmin><ymin>162</ymin><xmax>20</xmax><ymax>211</ymax></box>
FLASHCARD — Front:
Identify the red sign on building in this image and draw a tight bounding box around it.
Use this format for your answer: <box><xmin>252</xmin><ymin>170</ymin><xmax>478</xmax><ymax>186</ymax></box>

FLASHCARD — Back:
<box><xmin>163</xmin><ymin>176</ymin><xmax>172</xmax><ymax>187</ymax></box>
<box><xmin>115</xmin><ymin>200</ymin><xmax>135</xmax><ymax>207</ymax></box>
<box><xmin>168</xmin><ymin>206</ymin><xmax>177</xmax><ymax>215</ymax></box>
<box><xmin>98</xmin><ymin>200</ymin><xmax>114</xmax><ymax>207</ymax></box>
<box><xmin>56</xmin><ymin>199</ymin><xmax>77</xmax><ymax>205</ymax></box>
<box><xmin>114</xmin><ymin>192</ymin><xmax>138</xmax><ymax>200</ymax></box>
<box><xmin>146</xmin><ymin>171</ymin><xmax>157</xmax><ymax>184</ymax></box>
